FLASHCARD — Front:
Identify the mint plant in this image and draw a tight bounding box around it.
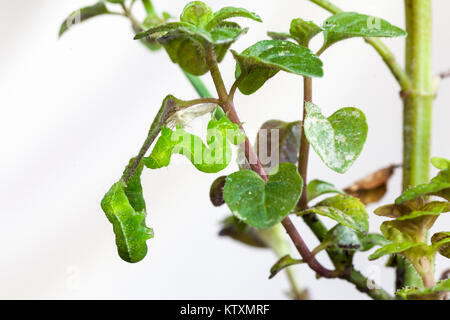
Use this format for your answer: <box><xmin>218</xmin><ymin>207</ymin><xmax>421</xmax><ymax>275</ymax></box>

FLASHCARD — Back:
<box><xmin>59</xmin><ymin>0</ymin><xmax>449</xmax><ymax>300</ymax></box>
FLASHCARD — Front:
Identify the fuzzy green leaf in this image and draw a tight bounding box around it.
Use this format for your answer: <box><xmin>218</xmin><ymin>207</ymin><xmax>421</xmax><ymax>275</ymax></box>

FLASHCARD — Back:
<box><xmin>101</xmin><ymin>160</ymin><xmax>153</xmax><ymax>263</ymax></box>
<box><xmin>307</xmin><ymin>179</ymin><xmax>343</xmax><ymax>203</ymax></box>
<box><xmin>144</xmin><ymin>115</ymin><xmax>245</xmax><ymax>173</ymax></box>
<box><xmin>431</xmin><ymin>232</ymin><xmax>450</xmax><ymax>258</ymax></box>
<box><xmin>289</xmin><ymin>18</ymin><xmax>322</xmax><ymax>46</ymax></box>
<box><xmin>59</xmin><ymin>2</ymin><xmax>110</xmax><ymax>37</ymax></box>
<box><xmin>321</xmin><ymin>12</ymin><xmax>407</xmax><ymax>50</ymax></box>
<box><xmin>206</xmin><ymin>6</ymin><xmax>262</xmax><ymax>30</ymax></box>
<box><xmin>269</xmin><ymin>254</ymin><xmax>303</xmax><ymax>279</ymax></box>
<box><xmin>180</xmin><ymin>1</ymin><xmax>213</xmax><ymax>27</ymax></box>
<box><xmin>300</xmin><ymin>195</ymin><xmax>369</xmax><ymax>233</ymax></box>
<box><xmin>223</xmin><ymin>163</ymin><xmax>303</xmax><ymax>229</ymax></box>
<box><xmin>304</xmin><ymin>102</ymin><xmax>368</xmax><ymax>174</ymax></box>
<box><xmin>396</xmin><ymin>160</ymin><xmax>450</xmax><ymax>204</ymax></box>
<box><xmin>232</xmin><ymin>40</ymin><xmax>323</xmax><ymax>95</ymax></box>
<box><xmin>369</xmin><ymin>242</ymin><xmax>424</xmax><ymax>261</ymax></box>
<box><xmin>396</xmin><ymin>279</ymin><xmax>450</xmax><ymax>300</ymax></box>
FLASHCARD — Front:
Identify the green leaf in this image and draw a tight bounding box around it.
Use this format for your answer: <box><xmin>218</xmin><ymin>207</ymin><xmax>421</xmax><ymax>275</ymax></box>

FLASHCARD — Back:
<box><xmin>321</xmin><ymin>12</ymin><xmax>407</xmax><ymax>50</ymax></box>
<box><xmin>304</xmin><ymin>102</ymin><xmax>368</xmax><ymax>174</ymax></box>
<box><xmin>144</xmin><ymin>115</ymin><xmax>245</xmax><ymax>173</ymax></box>
<box><xmin>289</xmin><ymin>18</ymin><xmax>322</xmax><ymax>46</ymax></box>
<box><xmin>210</xmin><ymin>175</ymin><xmax>227</xmax><ymax>207</ymax></box>
<box><xmin>369</xmin><ymin>242</ymin><xmax>424</xmax><ymax>261</ymax></box>
<box><xmin>267</xmin><ymin>31</ymin><xmax>292</xmax><ymax>41</ymax></box>
<box><xmin>59</xmin><ymin>2</ymin><xmax>110</xmax><ymax>37</ymax></box>
<box><xmin>269</xmin><ymin>254</ymin><xmax>303</xmax><ymax>279</ymax></box>
<box><xmin>219</xmin><ymin>216</ymin><xmax>268</xmax><ymax>248</ymax></box>
<box><xmin>255</xmin><ymin>120</ymin><xmax>301</xmax><ymax>173</ymax></box>
<box><xmin>299</xmin><ymin>195</ymin><xmax>369</xmax><ymax>233</ymax></box>
<box><xmin>431</xmin><ymin>157</ymin><xmax>450</xmax><ymax>170</ymax></box>
<box><xmin>323</xmin><ymin>224</ymin><xmax>362</xmax><ymax>251</ymax></box>
<box><xmin>431</xmin><ymin>232</ymin><xmax>450</xmax><ymax>258</ymax></box>
<box><xmin>396</xmin><ymin>279</ymin><xmax>450</xmax><ymax>300</ymax></box>
<box><xmin>306</xmin><ymin>179</ymin><xmax>343</xmax><ymax>203</ymax></box>
<box><xmin>106</xmin><ymin>0</ymin><xmax>124</xmax><ymax>3</ymax></box>
<box><xmin>206</xmin><ymin>7</ymin><xmax>262</xmax><ymax>30</ymax></box>
<box><xmin>180</xmin><ymin>1</ymin><xmax>213</xmax><ymax>27</ymax></box>
<box><xmin>232</xmin><ymin>40</ymin><xmax>323</xmax><ymax>95</ymax></box>
<box><xmin>396</xmin><ymin>161</ymin><xmax>450</xmax><ymax>204</ymax></box>
<box><xmin>101</xmin><ymin>160</ymin><xmax>153</xmax><ymax>263</ymax></box>
<box><xmin>223</xmin><ymin>163</ymin><xmax>303</xmax><ymax>229</ymax></box>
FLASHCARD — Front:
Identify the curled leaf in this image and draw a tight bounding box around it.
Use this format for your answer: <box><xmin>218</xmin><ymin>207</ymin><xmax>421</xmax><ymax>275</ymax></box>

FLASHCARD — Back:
<box><xmin>344</xmin><ymin>165</ymin><xmax>399</xmax><ymax>205</ymax></box>
<box><xmin>323</xmin><ymin>224</ymin><xmax>362</xmax><ymax>251</ymax></box>
<box><xmin>180</xmin><ymin>1</ymin><xmax>214</xmax><ymax>27</ymax></box>
<box><xmin>269</xmin><ymin>255</ymin><xmax>303</xmax><ymax>279</ymax></box>
<box><xmin>101</xmin><ymin>160</ymin><xmax>153</xmax><ymax>263</ymax></box>
<box><xmin>223</xmin><ymin>163</ymin><xmax>303</xmax><ymax>229</ymax></box>
<box><xmin>232</xmin><ymin>40</ymin><xmax>323</xmax><ymax>95</ymax></box>
<box><xmin>304</xmin><ymin>102</ymin><xmax>368</xmax><ymax>174</ymax></box>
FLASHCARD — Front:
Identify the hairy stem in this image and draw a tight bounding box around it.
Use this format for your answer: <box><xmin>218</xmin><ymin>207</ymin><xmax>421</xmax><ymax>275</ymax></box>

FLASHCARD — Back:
<box><xmin>205</xmin><ymin>45</ymin><xmax>337</xmax><ymax>279</ymax></box>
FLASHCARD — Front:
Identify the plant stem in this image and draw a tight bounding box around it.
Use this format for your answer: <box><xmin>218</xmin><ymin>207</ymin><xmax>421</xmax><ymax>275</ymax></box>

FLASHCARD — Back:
<box><xmin>298</xmin><ymin>77</ymin><xmax>312</xmax><ymax>209</ymax></box>
<box><xmin>204</xmin><ymin>45</ymin><xmax>337</xmax><ymax>279</ymax></box>
<box><xmin>403</xmin><ymin>0</ymin><xmax>433</xmax><ymax>190</ymax></box>
<box><xmin>402</xmin><ymin>0</ymin><xmax>434</xmax><ymax>289</ymax></box>
<box><xmin>141</xmin><ymin>0</ymin><xmax>156</xmax><ymax>15</ymax></box>
<box><xmin>182</xmin><ymin>71</ymin><xmax>213</xmax><ymax>98</ymax></box>
<box><xmin>308</xmin><ymin>0</ymin><xmax>411</xmax><ymax>91</ymax></box>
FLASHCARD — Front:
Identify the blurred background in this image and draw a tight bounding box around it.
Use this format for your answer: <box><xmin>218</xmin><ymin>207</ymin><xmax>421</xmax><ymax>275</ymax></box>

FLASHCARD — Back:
<box><xmin>0</xmin><ymin>0</ymin><xmax>449</xmax><ymax>300</ymax></box>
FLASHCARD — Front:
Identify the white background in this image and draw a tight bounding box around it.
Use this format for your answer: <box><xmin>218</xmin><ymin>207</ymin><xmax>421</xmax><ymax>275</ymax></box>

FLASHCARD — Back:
<box><xmin>0</xmin><ymin>0</ymin><xmax>449</xmax><ymax>300</ymax></box>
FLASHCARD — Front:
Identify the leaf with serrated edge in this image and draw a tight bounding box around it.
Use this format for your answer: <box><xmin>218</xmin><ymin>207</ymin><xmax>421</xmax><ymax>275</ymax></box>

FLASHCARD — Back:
<box><xmin>206</xmin><ymin>6</ymin><xmax>262</xmax><ymax>30</ymax></box>
<box><xmin>232</xmin><ymin>40</ymin><xmax>323</xmax><ymax>95</ymax></box>
<box><xmin>369</xmin><ymin>242</ymin><xmax>424</xmax><ymax>261</ymax></box>
<box><xmin>396</xmin><ymin>279</ymin><xmax>450</xmax><ymax>300</ymax></box>
<box><xmin>299</xmin><ymin>195</ymin><xmax>369</xmax><ymax>233</ymax></box>
<box><xmin>180</xmin><ymin>1</ymin><xmax>213</xmax><ymax>27</ymax></box>
<box><xmin>304</xmin><ymin>102</ymin><xmax>368</xmax><ymax>174</ymax></box>
<box><xmin>223</xmin><ymin>163</ymin><xmax>303</xmax><ymax>229</ymax></box>
<box><xmin>321</xmin><ymin>12</ymin><xmax>407</xmax><ymax>50</ymax></box>
<box><xmin>289</xmin><ymin>18</ymin><xmax>322</xmax><ymax>46</ymax></box>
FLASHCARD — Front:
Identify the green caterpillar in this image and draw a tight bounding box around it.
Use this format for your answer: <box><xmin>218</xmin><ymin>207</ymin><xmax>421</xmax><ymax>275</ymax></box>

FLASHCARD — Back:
<box><xmin>144</xmin><ymin>115</ymin><xmax>245</xmax><ymax>173</ymax></box>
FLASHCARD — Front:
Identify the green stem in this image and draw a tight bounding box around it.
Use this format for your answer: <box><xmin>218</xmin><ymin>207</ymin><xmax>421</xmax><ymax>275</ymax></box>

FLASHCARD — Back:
<box><xmin>403</xmin><ymin>0</ymin><xmax>433</xmax><ymax>190</ymax></box>
<box><xmin>182</xmin><ymin>71</ymin><xmax>213</xmax><ymax>98</ymax></box>
<box><xmin>403</xmin><ymin>0</ymin><xmax>434</xmax><ymax>289</ymax></box>
<box><xmin>308</xmin><ymin>0</ymin><xmax>411</xmax><ymax>91</ymax></box>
